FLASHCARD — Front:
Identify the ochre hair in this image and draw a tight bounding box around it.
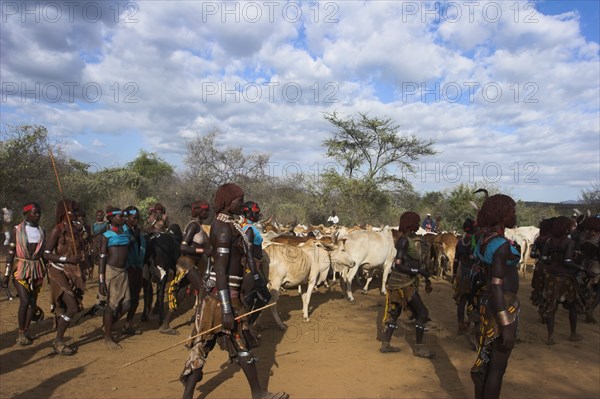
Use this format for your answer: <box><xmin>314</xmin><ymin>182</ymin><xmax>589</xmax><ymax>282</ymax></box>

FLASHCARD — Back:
<box><xmin>550</xmin><ymin>216</ymin><xmax>574</xmax><ymax>238</ymax></box>
<box><xmin>538</xmin><ymin>217</ymin><xmax>555</xmax><ymax>236</ymax></box>
<box><xmin>398</xmin><ymin>211</ymin><xmax>420</xmax><ymax>233</ymax></box>
<box><xmin>476</xmin><ymin>194</ymin><xmax>516</xmax><ymax>228</ymax></box>
<box><xmin>214</xmin><ymin>183</ymin><xmax>244</xmax><ymax>214</ymax></box>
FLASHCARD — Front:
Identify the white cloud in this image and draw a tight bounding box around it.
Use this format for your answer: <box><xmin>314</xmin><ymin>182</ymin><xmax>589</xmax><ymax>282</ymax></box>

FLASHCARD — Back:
<box><xmin>1</xmin><ymin>0</ymin><xmax>598</xmax><ymax>202</ymax></box>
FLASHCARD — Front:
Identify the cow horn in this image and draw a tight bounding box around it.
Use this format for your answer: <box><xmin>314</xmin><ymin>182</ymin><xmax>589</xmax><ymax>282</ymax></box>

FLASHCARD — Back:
<box><xmin>469</xmin><ymin>201</ymin><xmax>480</xmax><ymax>212</ymax></box>
<box><xmin>473</xmin><ymin>188</ymin><xmax>489</xmax><ymax>199</ymax></box>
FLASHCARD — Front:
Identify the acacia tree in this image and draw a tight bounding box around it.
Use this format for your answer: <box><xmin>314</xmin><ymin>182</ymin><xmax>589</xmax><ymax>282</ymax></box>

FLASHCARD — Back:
<box><xmin>320</xmin><ymin>112</ymin><xmax>436</xmax><ymax>224</ymax></box>
<box><xmin>323</xmin><ymin>112</ymin><xmax>436</xmax><ymax>189</ymax></box>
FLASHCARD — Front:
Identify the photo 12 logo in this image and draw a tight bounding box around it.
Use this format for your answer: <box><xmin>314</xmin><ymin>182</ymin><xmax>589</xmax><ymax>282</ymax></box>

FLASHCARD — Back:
<box><xmin>400</xmin><ymin>1</ymin><xmax>540</xmax><ymax>24</ymax></box>
<box><xmin>402</xmin><ymin>161</ymin><xmax>540</xmax><ymax>184</ymax></box>
<box><xmin>201</xmin><ymin>81</ymin><xmax>339</xmax><ymax>104</ymax></box>
<box><xmin>1</xmin><ymin>81</ymin><xmax>140</xmax><ymax>104</ymax></box>
<box><xmin>401</xmin><ymin>81</ymin><xmax>539</xmax><ymax>104</ymax></box>
<box><xmin>200</xmin><ymin>1</ymin><xmax>339</xmax><ymax>23</ymax></box>
<box><xmin>1</xmin><ymin>1</ymin><xmax>139</xmax><ymax>23</ymax></box>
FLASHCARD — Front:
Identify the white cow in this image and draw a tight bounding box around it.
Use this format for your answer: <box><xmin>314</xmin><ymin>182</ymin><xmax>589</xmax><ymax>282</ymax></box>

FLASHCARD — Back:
<box><xmin>262</xmin><ymin>240</ymin><xmax>332</xmax><ymax>329</ymax></box>
<box><xmin>330</xmin><ymin>227</ymin><xmax>396</xmax><ymax>302</ymax></box>
<box><xmin>505</xmin><ymin>226</ymin><xmax>540</xmax><ymax>278</ymax></box>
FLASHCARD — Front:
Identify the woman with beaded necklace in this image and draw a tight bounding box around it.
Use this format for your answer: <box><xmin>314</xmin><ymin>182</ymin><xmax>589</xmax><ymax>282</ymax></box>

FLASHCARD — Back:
<box><xmin>3</xmin><ymin>202</ymin><xmax>45</xmax><ymax>346</ymax></box>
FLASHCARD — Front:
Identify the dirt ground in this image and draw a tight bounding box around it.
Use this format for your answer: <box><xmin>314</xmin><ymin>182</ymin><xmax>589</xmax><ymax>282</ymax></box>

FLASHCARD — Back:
<box><xmin>0</xmin><ymin>267</ymin><xmax>599</xmax><ymax>399</ymax></box>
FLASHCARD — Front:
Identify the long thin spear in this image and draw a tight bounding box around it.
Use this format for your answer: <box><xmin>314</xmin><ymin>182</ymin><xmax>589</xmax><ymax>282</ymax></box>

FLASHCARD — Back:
<box><xmin>48</xmin><ymin>147</ymin><xmax>78</xmax><ymax>256</ymax></box>
<box><xmin>121</xmin><ymin>302</ymin><xmax>277</xmax><ymax>369</ymax></box>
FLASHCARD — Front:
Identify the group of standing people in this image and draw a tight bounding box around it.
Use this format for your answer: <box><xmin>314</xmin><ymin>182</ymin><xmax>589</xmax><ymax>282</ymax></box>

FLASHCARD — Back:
<box><xmin>2</xmin><ymin>200</ymin><xmax>150</xmax><ymax>353</ymax></box>
<box><xmin>529</xmin><ymin>214</ymin><xmax>600</xmax><ymax>345</ymax></box>
<box><xmin>383</xmin><ymin>194</ymin><xmax>522</xmax><ymax>399</ymax></box>
<box><xmin>1</xmin><ymin>185</ymin><xmax>288</xmax><ymax>399</ymax></box>
<box><xmin>2</xmin><ymin>188</ymin><xmax>598</xmax><ymax>399</ymax></box>
<box><xmin>446</xmin><ymin>196</ymin><xmax>599</xmax><ymax>399</ymax></box>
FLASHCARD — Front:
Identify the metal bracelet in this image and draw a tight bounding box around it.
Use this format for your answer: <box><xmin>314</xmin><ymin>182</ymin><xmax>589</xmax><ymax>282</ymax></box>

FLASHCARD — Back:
<box><xmin>59</xmin><ymin>256</ymin><xmax>67</xmax><ymax>263</ymax></box>
<box><xmin>99</xmin><ymin>254</ymin><xmax>107</xmax><ymax>258</ymax></box>
<box><xmin>497</xmin><ymin>310</ymin><xmax>512</xmax><ymax>326</ymax></box>
<box><xmin>491</xmin><ymin>277</ymin><xmax>504</xmax><ymax>285</ymax></box>
<box><xmin>218</xmin><ymin>289</ymin><xmax>232</xmax><ymax>314</ymax></box>
<box><xmin>4</xmin><ymin>267</ymin><xmax>11</xmax><ymax>277</ymax></box>
<box><xmin>216</xmin><ymin>247</ymin><xmax>230</xmax><ymax>254</ymax></box>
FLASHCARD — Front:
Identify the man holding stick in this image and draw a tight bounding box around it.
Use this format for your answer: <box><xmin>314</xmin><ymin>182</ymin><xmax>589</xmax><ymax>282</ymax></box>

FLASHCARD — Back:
<box><xmin>180</xmin><ymin>183</ymin><xmax>287</xmax><ymax>399</ymax></box>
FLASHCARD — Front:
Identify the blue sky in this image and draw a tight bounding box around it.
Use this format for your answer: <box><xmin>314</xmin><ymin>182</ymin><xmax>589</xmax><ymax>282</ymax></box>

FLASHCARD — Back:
<box><xmin>1</xmin><ymin>0</ymin><xmax>599</xmax><ymax>203</ymax></box>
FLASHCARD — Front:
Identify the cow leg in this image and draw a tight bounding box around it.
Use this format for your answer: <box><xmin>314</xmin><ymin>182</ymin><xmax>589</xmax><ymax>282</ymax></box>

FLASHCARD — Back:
<box><xmin>519</xmin><ymin>244</ymin><xmax>526</xmax><ymax>278</ymax></box>
<box><xmin>432</xmin><ymin>254</ymin><xmax>440</xmax><ymax>278</ymax></box>
<box><xmin>345</xmin><ymin>266</ymin><xmax>359</xmax><ymax>302</ymax></box>
<box><xmin>338</xmin><ymin>271</ymin><xmax>347</xmax><ymax>297</ymax></box>
<box><xmin>268</xmin><ymin>289</ymin><xmax>287</xmax><ymax>331</ymax></box>
<box><xmin>318</xmin><ymin>268</ymin><xmax>329</xmax><ymax>290</ymax></box>
<box><xmin>361</xmin><ymin>271</ymin><xmax>373</xmax><ymax>294</ymax></box>
<box><xmin>329</xmin><ymin>269</ymin><xmax>339</xmax><ymax>287</ymax></box>
<box><xmin>380</xmin><ymin>263</ymin><xmax>392</xmax><ymax>296</ymax></box>
<box><xmin>302</xmin><ymin>278</ymin><xmax>317</xmax><ymax>322</ymax></box>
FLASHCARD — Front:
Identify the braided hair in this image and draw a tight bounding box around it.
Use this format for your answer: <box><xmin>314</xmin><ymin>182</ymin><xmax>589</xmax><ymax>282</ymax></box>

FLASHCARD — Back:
<box><xmin>214</xmin><ymin>183</ymin><xmax>244</xmax><ymax>214</ymax></box>
<box><xmin>476</xmin><ymin>194</ymin><xmax>516</xmax><ymax>229</ymax></box>
<box><xmin>399</xmin><ymin>211</ymin><xmax>420</xmax><ymax>234</ymax></box>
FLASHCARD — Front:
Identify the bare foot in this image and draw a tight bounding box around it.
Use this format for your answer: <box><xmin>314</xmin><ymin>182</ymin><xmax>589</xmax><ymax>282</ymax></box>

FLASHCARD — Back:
<box><xmin>569</xmin><ymin>334</ymin><xmax>582</xmax><ymax>342</ymax></box>
<box><xmin>53</xmin><ymin>339</ymin><xmax>76</xmax><ymax>355</ymax></box>
<box><xmin>159</xmin><ymin>326</ymin><xmax>180</xmax><ymax>335</ymax></box>
<box><xmin>105</xmin><ymin>338</ymin><xmax>122</xmax><ymax>350</ymax></box>
<box><xmin>17</xmin><ymin>332</ymin><xmax>33</xmax><ymax>346</ymax></box>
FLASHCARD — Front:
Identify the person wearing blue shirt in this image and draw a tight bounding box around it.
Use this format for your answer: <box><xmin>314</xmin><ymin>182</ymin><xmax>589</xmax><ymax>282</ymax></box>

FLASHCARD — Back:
<box><xmin>422</xmin><ymin>213</ymin><xmax>436</xmax><ymax>232</ymax></box>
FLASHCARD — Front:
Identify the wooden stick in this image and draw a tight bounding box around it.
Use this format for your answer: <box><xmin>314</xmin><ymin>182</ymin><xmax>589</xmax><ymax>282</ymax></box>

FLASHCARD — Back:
<box><xmin>121</xmin><ymin>302</ymin><xmax>276</xmax><ymax>369</ymax></box>
<box><xmin>48</xmin><ymin>148</ymin><xmax>78</xmax><ymax>256</ymax></box>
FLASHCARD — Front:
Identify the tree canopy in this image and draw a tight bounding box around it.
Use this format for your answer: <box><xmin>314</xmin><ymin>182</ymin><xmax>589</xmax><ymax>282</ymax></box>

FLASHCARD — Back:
<box><xmin>323</xmin><ymin>111</ymin><xmax>436</xmax><ymax>189</ymax></box>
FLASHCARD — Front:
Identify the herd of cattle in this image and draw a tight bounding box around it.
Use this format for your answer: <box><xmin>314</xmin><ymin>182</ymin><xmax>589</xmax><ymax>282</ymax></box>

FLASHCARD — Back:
<box><xmin>244</xmin><ymin>219</ymin><xmax>541</xmax><ymax>330</ymax></box>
